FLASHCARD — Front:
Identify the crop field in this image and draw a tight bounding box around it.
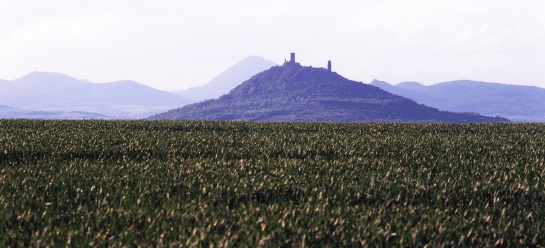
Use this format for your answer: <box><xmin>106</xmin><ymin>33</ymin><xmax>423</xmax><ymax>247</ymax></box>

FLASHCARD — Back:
<box><xmin>1</xmin><ymin>120</ymin><xmax>545</xmax><ymax>246</ymax></box>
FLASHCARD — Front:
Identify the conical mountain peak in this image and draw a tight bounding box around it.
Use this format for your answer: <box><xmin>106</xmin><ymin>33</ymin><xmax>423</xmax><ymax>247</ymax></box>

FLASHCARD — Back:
<box><xmin>173</xmin><ymin>56</ymin><xmax>277</xmax><ymax>101</ymax></box>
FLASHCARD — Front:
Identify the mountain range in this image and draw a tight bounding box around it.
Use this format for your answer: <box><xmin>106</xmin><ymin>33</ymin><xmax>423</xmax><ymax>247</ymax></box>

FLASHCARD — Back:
<box><xmin>3</xmin><ymin>55</ymin><xmax>542</xmax><ymax>122</ymax></box>
<box><xmin>0</xmin><ymin>72</ymin><xmax>192</xmax><ymax>119</ymax></box>
<box><xmin>0</xmin><ymin>56</ymin><xmax>274</xmax><ymax>119</ymax></box>
<box><xmin>150</xmin><ymin>62</ymin><xmax>508</xmax><ymax>123</ymax></box>
<box><xmin>173</xmin><ymin>56</ymin><xmax>277</xmax><ymax>102</ymax></box>
<box><xmin>370</xmin><ymin>80</ymin><xmax>545</xmax><ymax>122</ymax></box>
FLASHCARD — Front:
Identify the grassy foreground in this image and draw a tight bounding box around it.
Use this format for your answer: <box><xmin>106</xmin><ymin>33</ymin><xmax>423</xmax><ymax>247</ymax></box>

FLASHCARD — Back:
<box><xmin>1</xmin><ymin>120</ymin><xmax>545</xmax><ymax>246</ymax></box>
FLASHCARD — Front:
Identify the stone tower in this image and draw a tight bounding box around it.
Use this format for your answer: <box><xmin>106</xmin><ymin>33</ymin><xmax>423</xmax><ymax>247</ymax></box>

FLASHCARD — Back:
<box><xmin>328</xmin><ymin>60</ymin><xmax>332</xmax><ymax>72</ymax></box>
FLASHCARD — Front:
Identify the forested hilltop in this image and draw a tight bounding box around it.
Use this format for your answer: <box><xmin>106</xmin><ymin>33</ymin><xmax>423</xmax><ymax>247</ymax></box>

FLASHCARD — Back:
<box><xmin>151</xmin><ymin>62</ymin><xmax>508</xmax><ymax>123</ymax></box>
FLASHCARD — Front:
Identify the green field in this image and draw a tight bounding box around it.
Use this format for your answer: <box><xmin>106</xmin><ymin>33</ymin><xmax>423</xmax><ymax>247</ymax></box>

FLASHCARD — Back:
<box><xmin>1</xmin><ymin>120</ymin><xmax>544</xmax><ymax>246</ymax></box>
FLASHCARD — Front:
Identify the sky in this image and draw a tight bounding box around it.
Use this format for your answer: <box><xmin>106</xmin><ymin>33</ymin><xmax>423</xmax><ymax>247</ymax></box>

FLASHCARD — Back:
<box><xmin>1</xmin><ymin>0</ymin><xmax>544</xmax><ymax>91</ymax></box>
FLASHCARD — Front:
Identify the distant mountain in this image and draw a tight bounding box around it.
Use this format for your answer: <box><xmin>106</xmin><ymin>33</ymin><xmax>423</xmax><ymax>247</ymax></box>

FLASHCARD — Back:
<box><xmin>0</xmin><ymin>105</ymin><xmax>22</xmax><ymax>118</ymax></box>
<box><xmin>151</xmin><ymin>62</ymin><xmax>508</xmax><ymax>123</ymax></box>
<box><xmin>370</xmin><ymin>80</ymin><xmax>545</xmax><ymax>122</ymax></box>
<box><xmin>369</xmin><ymin>80</ymin><xmax>444</xmax><ymax>107</ymax></box>
<box><xmin>396</xmin><ymin>81</ymin><xmax>426</xmax><ymax>90</ymax></box>
<box><xmin>0</xmin><ymin>72</ymin><xmax>192</xmax><ymax>119</ymax></box>
<box><xmin>0</xmin><ymin>104</ymin><xmax>110</xmax><ymax>119</ymax></box>
<box><xmin>173</xmin><ymin>56</ymin><xmax>277</xmax><ymax>102</ymax></box>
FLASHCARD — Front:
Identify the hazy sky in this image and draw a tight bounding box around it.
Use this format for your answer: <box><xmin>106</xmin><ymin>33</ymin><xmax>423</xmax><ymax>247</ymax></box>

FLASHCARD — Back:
<box><xmin>1</xmin><ymin>0</ymin><xmax>544</xmax><ymax>91</ymax></box>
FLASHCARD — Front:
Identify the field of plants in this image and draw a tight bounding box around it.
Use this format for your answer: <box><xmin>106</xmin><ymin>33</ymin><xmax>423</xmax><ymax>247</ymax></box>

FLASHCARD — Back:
<box><xmin>1</xmin><ymin>120</ymin><xmax>545</xmax><ymax>246</ymax></box>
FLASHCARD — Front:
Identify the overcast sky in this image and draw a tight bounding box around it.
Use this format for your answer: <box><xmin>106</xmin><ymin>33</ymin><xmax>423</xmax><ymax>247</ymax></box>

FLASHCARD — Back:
<box><xmin>1</xmin><ymin>0</ymin><xmax>544</xmax><ymax>91</ymax></box>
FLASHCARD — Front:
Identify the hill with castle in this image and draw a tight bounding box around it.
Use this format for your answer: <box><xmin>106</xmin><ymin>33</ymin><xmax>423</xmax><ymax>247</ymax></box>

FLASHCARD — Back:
<box><xmin>150</xmin><ymin>54</ymin><xmax>508</xmax><ymax>123</ymax></box>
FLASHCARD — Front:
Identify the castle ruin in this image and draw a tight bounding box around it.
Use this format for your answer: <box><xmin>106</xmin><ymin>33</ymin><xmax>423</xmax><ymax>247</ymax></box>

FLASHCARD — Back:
<box><xmin>284</xmin><ymin>53</ymin><xmax>300</xmax><ymax>66</ymax></box>
<box><xmin>284</xmin><ymin>53</ymin><xmax>298</xmax><ymax>65</ymax></box>
<box><xmin>284</xmin><ymin>53</ymin><xmax>332</xmax><ymax>72</ymax></box>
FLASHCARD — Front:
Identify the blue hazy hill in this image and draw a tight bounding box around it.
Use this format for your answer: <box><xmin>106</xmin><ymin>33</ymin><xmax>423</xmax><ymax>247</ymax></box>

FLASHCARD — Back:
<box><xmin>371</xmin><ymin>80</ymin><xmax>545</xmax><ymax>122</ymax></box>
<box><xmin>173</xmin><ymin>56</ymin><xmax>277</xmax><ymax>102</ymax></box>
<box><xmin>0</xmin><ymin>72</ymin><xmax>192</xmax><ymax>119</ymax></box>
